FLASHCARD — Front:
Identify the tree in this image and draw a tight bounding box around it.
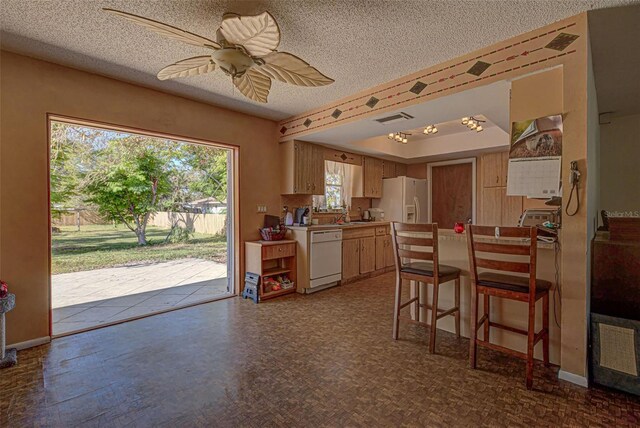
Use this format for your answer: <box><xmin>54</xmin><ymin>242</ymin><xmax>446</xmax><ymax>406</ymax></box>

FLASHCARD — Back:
<box><xmin>184</xmin><ymin>145</ymin><xmax>229</xmax><ymax>204</ymax></box>
<box><xmin>84</xmin><ymin>149</ymin><xmax>170</xmax><ymax>245</ymax></box>
<box><xmin>49</xmin><ymin>123</ymin><xmax>98</xmax><ymax>216</ymax></box>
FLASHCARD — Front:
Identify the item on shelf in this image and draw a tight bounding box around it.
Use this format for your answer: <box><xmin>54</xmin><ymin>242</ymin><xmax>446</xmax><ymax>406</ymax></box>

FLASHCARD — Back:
<box><xmin>263</xmin><ymin>276</ymin><xmax>280</xmax><ymax>293</ymax></box>
<box><xmin>259</xmin><ymin>224</ymin><xmax>287</xmax><ymax>241</ymax></box>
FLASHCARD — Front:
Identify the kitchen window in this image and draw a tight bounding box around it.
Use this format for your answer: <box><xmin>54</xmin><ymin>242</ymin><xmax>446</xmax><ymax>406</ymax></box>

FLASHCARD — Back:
<box><xmin>325</xmin><ymin>169</ymin><xmax>343</xmax><ymax>209</ymax></box>
<box><xmin>313</xmin><ymin>160</ymin><xmax>361</xmax><ymax>210</ymax></box>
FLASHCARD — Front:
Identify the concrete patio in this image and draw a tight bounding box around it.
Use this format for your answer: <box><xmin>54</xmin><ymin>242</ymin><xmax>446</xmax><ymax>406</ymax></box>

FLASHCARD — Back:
<box><xmin>52</xmin><ymin>258</ymin><xmax>230</xmax><ymax>335</ymax></box>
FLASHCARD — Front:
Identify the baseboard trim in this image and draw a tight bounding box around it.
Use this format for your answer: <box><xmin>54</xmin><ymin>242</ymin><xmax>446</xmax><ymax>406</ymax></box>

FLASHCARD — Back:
<box><xmin>7</xmin><ymin>336</ymin><xmax>51</xmax><ymax>351</ymax></box>
<box><xmin>558</xmin><ymin>369</ymin><xmax>588</xmax><ymax>387</ymax></box>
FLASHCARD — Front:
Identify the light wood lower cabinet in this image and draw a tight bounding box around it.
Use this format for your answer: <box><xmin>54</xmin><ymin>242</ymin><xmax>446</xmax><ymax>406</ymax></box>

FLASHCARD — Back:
<box><xmin>375</xmin><ymin>236</ymin><xmax>386</xmax><ymax>271</ymax></box>
<box><xmin>342</xmin><ymin>238</ymin><xmax>360</xmax><ymax>280</ymax></box>
<box><xmin>343</xmin><ymin>233</ymin><xmax>385</xmax><ymax>279</ymax></box>
<box><xmin>359</xmin><ymin>236</ymin><xmax>376</xmax><ymax>274</ymax></box>
<box><xmin>376</xmin><ymin>235</ymin><xmax>395</xmax><ymax>270</ymax></box>
<box><xmin>384</xmin><ymin>235</ymin><xmax>395</xmax><ymax>268</ymax></box>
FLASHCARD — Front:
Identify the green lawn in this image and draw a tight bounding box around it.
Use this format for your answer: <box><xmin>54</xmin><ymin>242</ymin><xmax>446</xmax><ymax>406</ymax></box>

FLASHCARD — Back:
<box><xmin>52</xmin><ymin>224</ymin><xmax>227</xmax><ymax>275</ymax></box>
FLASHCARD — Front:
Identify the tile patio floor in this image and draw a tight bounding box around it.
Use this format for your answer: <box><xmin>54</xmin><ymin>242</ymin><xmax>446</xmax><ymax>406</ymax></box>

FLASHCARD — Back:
<box><xmin>52</xmin><ymin>258</ymin><xmax>230</xmax><ymax>335</ymax></box>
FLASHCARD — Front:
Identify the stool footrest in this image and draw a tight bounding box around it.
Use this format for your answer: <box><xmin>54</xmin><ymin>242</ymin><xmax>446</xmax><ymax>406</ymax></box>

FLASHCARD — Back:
<box><xmin>476</xmin><ymin>339</ymin><xmax>527</xmax><ymax>360</ymax></box>
<box><xmin>474</xmin><ymin>314</ymin><xmax>489</xmax><ymax>331</ymax></box>
<box><xmin>534</xmin><ymin>328</ymin><xmax>548</xmax><ymax>345</ymax></box>
<box><xmin>399</xmin><ymin>297</ymin><xmax>418</xmax><ymax>310</ymax></box>
<box><xmin>436</xmin><ymin>306</ymin><xmax>459</xmax><ymax>320</ymax></box>
<box><xmin>489</xmin><ymin>321</ymin><xmax>527</xmax><ymax>336</ymax></box>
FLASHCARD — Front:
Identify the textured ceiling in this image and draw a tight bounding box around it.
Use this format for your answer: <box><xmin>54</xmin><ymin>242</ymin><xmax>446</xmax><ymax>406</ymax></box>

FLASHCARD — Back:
<box><xmin>1</xmin><ymin>0</ymin><xmax>638</xmax><ymax>121</ymax></box>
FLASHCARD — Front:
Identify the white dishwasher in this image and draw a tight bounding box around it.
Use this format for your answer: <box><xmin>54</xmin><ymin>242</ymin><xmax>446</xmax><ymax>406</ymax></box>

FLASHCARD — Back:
<box><xmin>308</xmin><ymin>229</ymin><xmax>343</xmax><ymax>292</ymax></box>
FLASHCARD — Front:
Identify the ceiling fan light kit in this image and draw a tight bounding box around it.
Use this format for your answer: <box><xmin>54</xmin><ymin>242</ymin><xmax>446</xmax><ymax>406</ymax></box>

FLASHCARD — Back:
<box><xmin>104</xmin><ymin>9</ymin><xmax>334</xmax><ymax>103</ymax></box>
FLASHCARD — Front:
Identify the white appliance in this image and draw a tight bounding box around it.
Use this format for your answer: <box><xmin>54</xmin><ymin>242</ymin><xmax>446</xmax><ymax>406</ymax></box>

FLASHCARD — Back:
<box><xmin>368</xmin><ymin>208</ymin><xmax>384</xmax><ymax>221</ymax></box>
<box><xmin>309</xmin><ymin>229</ymin><xmax>343</xmax><ymax>292</ymax></box>
<box><xmin>372</xmin><ymin>176</ymin><xmax>428</xmax><ymax>223</ymax></box>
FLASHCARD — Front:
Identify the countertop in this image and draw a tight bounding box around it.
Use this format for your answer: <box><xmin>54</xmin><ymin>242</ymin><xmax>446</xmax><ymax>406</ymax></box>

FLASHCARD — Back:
<box><xmin>287</xmin><ymin>221</ymin><xmax>390</xmax><ymax>231</ymax></box>
<box><xmin>438</xmin><ymin>229</ymin><xmax>557</xmax><ymax>250</ymax></box>
<box><xmin>288</xmin><ymin>224</ymin><xmax>556</xmax><ymax>249</ymax></box>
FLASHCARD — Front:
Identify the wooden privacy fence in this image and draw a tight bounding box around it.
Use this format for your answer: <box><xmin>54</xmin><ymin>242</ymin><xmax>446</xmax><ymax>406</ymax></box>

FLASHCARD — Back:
<box><xmin>52</xmin><ymin>211</ymin><xmax>105</xmax><ymax>226</ymax></box>
<box><xmin>149</xmin><ymin>212</ymin><xmax>227</xmax><ymax>236</ymax></box>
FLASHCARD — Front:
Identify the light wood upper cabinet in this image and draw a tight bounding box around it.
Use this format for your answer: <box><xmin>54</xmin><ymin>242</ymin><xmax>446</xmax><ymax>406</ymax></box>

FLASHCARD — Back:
<box><xmin>363</xmin><ymin>156</ymin><xmax>383</xmax><ymax>198</ymax></box>
<box><xmin>342</xmin><ymin>238</ymin><xmax>360</xmax><ymax>280</ymax></box>
<box><xmin>482</xmin><ymin>152</ymin><xmax>504</xmax><ymax>188</ymax></box>
<box><xmin>478</xmin><ymin>151</ymin><xmax>524</xmax><ymax>226</ymax></box>
<box><xmin>359</xmin><ymin>236</ymin><xmax>376</xmax><ymax>274</ymax></box>
<box><xmin>382</xmin><ymin>161</ymin><xmax>396</xmax><ymax>179</ymax></box>
<box><xmin>395</xmin><ymin>163</ymin><xmax>408</xmax><ymax>177</ymax></box>
<box><xmin>310</xmin><ymin>144</ymin><xmax>325</xmax><ymax>195</ymax></box>
<box><xmin>280</xmin><ymin>140</ymin><xmax>324</xmax><ymax>195</ymax></box>
<box><xmin>501</xmin><ymin>151</ymin><xmax>510</xmax><ymax>186</ymax></box>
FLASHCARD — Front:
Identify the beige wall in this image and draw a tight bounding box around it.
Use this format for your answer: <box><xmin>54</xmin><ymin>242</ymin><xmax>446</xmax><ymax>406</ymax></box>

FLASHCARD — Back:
<box><xmin>0</xmin><ymin>51</ymin><xmax>279</xmax><ymax>345</ymax></box>
<box><xmin>599</xmin><ymin>113</ymin><xmax>640</xmax><ymax>214</ymax></box>
<box><xmin>511</xmin><ymin>63</ymin><xmax>590</xmax><ymax>378</ymax></box>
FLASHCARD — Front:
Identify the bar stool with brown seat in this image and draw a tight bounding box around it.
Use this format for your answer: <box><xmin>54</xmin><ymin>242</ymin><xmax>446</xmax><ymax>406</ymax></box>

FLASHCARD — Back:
<box><xmin>467</xmin><ymin>225</ymin><xmax>551</xmax><ymax>389</ymax></box>
<box><xmin>391</xmin><ymin>222</ymin><xmax>461</xmax><ymax>353</ymax></box>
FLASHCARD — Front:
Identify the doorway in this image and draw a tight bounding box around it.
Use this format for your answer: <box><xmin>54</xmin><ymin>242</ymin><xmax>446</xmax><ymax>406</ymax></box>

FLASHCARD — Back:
<box><xmin>427</xmin><ymin>158</ymin><xmax>476</xmax><ymax>228</ymax></box>
<box><xmin>48</xmin><ymin>118</ymin><xmax>237</xmax><ymax>336</ymax></box>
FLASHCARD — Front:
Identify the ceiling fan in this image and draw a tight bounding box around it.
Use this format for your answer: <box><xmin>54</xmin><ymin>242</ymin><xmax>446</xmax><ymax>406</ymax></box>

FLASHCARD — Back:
<box><xmin>104</xmin><ymin>9</ymin><xmax>334</xmax><ymax>103</ymax></box>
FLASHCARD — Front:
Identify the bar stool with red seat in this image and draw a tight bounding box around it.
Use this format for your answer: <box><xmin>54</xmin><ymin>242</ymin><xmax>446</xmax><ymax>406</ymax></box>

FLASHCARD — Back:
<box><xmin>391</xmin><ymin>222</ymin><xmax>461</xmax><ymax>353</ymax></box>
<box><xmin>467</xmin><ymin>225</ymin><xmax>551</xmax><ymax>389</ymax></box>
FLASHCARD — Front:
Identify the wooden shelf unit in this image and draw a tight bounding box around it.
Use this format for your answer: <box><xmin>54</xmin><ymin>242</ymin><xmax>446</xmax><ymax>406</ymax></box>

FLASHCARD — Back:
<box><xmin>245</xmin><ymin>240</ymin><xmax>297</xmax><ymax>301</ymax></box>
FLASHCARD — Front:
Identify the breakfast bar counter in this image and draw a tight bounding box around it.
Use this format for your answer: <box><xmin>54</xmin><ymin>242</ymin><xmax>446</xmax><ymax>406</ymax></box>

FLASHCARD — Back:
<box><xmin>414</xmin><ymin>229</ymin><xmax>562</xmax><ymax>365</ymax></box>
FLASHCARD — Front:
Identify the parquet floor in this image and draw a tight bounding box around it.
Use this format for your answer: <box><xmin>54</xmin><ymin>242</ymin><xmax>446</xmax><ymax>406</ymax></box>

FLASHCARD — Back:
<box><xmin>2</xmin><ymin>272</ymin><xmax>639</xmax><ymax>427</ymax></box>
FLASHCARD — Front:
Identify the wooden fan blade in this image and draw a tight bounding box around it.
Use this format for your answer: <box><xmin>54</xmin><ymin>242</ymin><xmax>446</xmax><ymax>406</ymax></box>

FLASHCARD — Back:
<box><xmin>104</xmin><ymin>8</ymin><xmax>221</xmax><ymax>50</ymax></box>
<box><xmin>233</xmin><ymin>69</ymin><xmax>271</xmax><ymax>103</ymax></box>
<box><xmin>219</xmin><ymin>11</ymin><xmax>280</xmax><ymax>57</ymax></box>
<box><xmin>157</xmin><ymin>56</ymin><xmax>216</xmax><ymax>80</ymax></box>
<box><xmin>255</xmin><ymin>52</ymin><xmax>334</xmax><ymax>87</ymax></box>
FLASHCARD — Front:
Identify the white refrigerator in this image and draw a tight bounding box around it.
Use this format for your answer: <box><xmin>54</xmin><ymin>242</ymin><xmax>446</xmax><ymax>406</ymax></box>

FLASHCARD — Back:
<box><xmin>372</xmin><ymin>176</ymin><xmax>428</xmax><ymax>223</ymax></box>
